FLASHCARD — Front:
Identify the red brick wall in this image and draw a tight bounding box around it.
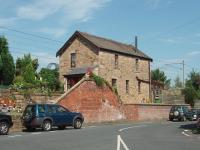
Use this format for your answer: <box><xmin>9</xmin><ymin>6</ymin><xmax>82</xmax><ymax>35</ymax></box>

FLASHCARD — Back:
<box><xmin>58</xmin><ymin>80</ymin><xmax>124</xmax><ymax>123</ymax></box>
<box><xmin>123</xmin><ymin>104</ymin><xmax>172</xmax><ymax>121</ymax></box>
<box><xmin>58</xmin><ymin>79</ymin><xmax>188</xmax><ymax>123</ymax></box>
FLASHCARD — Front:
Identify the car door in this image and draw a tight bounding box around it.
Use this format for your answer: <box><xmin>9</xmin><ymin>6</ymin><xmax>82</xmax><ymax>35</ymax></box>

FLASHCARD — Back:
<box><xmin>56</xmin><ymin>106</ymin><xmax>74</xmax><ymax>125</ymax></box>
<box><xmin>47</xmin><ymin>105</ymin><xmax>61</xmax><ymax>126</ymax></box>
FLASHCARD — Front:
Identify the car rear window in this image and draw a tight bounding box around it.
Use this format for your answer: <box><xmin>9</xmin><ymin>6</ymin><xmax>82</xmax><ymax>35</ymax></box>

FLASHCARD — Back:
<box><xmin>23</xmin><ymin>105</ymin><xmax>36</xmax><ymax>116</ymax></box>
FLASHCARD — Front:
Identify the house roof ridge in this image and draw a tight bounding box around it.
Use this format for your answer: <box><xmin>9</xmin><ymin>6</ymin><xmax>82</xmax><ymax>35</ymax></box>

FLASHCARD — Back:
<box><xmin>57</xmin><ymin>30</ymin><xmax>152</xmax><ymax>61</ymax></box>
<box><xmin>78</xmin><ymin>31</ymin><xmax>137</xmax><ymax>50</ymax></box>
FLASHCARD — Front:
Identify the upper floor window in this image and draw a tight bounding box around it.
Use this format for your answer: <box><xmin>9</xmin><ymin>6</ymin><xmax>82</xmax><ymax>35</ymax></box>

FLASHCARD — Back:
<box><xmin>126</xmin><ymin>80</ymin><xmax>129</xmax><ymax>94</ymax></box>
<box><xmin>135</xmin><ymin>58</ymin><xmax>139</xmax><ymax>71</ymax></box>
<box><xmin>71</xmin><ymin>53</ymin><xmax>76</xmax><ymax>68</ymax></box>
<box><xmin>114</xmin><ymin>54</ymin><xmax>118</xmax><ymax>69</ymax></box>
<box><xmin>112</xmin><ymin>78</ymin><xmax>117</xmax><ymax>87</ymax></box>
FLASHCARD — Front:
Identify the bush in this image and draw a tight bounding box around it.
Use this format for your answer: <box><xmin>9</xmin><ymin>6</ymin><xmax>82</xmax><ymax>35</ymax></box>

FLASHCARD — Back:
<box><xmin>90</xmin><ymin>73</ymin><xmax>105</xmax><ymax>87</ymax></box>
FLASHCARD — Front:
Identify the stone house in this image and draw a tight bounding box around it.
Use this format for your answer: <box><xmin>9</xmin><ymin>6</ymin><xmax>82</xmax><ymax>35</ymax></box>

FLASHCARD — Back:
<box><xmin>56</xmin><ymin>31</ymin><xmax>152</xmax><ymax>104</ymax></box>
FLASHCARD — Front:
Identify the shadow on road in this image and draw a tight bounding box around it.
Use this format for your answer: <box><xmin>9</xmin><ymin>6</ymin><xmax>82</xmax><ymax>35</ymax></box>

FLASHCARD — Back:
<box><xmin>179</xmin><ymin>122</ymin><xmax>200</xmax><ymax>134</ymax></box>
<box><xmin>22</xmin><ymin>127</ymin><xmax>75</xmax><ymax>133</ymax></box>
<box><xmin>179</xmin><ymin>123</ymin><xmax>197</xmax><ymax>130</ymax></box>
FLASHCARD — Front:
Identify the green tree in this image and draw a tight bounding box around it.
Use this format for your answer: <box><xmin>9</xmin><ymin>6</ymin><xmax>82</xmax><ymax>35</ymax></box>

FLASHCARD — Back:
<box><xmin>15</xmin><ymin>57</ymin><xmax>22</xmax><ymax>76</ymax></box>
<box><xmin>174</xmin><ymin>76</ymin><xmax>183</xmax><ymax>88</ymax></box>
<box><xmin>0</xmin><ymin>56</ymin><xmax>2</xmax><ymax>83</ymax></box>
<box><xmin>14</xmin><ymin>54</ymin><xmax>39</xmax><ymax>89</ymax></box>
<box><xmin>0</xmin><ymin>36</ymin><xmax>15</xmax><ymax>85</ymax></box>
<box><xmin>184</xmin><ymin>70</ymin><xmax>200</xmax><ymax>107</ymax></box>
<box><xmin>151</xmin><ymin>69</ymin><xmax>171</xmax><ymax>88</ymax></box>
<box><xmin>15</xmin><ymin>54</ymin><xmax>38</xmax><ymax>76</ymax></box>
<box><xmin>40</xmin><ymin>68</ymin><xmax>60</xmax><ymax>91</ymax></box>
<box><xmin>23</xmin><ymin>63</ymin><xmax>36</xmax><ymax>84</ymax></box>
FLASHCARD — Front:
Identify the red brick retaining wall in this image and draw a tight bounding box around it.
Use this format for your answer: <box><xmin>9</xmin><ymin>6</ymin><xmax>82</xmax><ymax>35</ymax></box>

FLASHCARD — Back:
<box><xmin>58</xmin><ymin>80</ymin><xmax>124</xmax><ymax>123</ymax></box>
<box><xmin>58</xmin><ymin>79</ymin><xmax>188</xmax><ymax>123</ymax></box>
<box><xmin>123</xmin><ymin>104</ymin><xmax>174</xmax><ymax>121</ymax></box>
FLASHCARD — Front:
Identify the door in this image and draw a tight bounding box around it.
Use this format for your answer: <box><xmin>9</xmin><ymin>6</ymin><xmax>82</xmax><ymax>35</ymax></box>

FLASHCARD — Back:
<box><xmin>56</xmin><ymin>105</ymin><xmax>74</xmax><ymax>125</ymax></box>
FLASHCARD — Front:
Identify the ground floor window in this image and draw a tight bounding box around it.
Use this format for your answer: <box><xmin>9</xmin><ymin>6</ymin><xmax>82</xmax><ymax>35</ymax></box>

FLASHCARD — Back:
<box><xmin>138</xmin><ymin>81</ymin><xmax>141</xmax><ymax>93</ymax></box>
<box><xmin>126</xmin><ymin>80</ymin><xmax>129</xmax><ymax>94</ymax></box>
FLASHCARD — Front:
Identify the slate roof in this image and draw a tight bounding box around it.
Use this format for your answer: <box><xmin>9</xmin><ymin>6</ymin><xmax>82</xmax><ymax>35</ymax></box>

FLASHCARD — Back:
<box><xmin>57</xmin><ymin>31</ymin><xmax>152</xmax><ymax>61</ymax></box>
<box><xmin>64</xmin><ymin>65</ymin><xmax>98</xmax><ymax>76</ymax></box>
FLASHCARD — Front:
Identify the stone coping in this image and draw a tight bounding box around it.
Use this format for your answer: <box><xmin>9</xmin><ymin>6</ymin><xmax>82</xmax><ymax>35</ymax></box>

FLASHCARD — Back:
<box><xmin>124</xmin><ymin>103</ymin><xmax>190</xmax><ymax>106</ymax></box>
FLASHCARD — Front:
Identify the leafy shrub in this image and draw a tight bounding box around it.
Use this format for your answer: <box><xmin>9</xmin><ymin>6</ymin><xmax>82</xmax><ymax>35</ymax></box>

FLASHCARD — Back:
<box><xmin>90</xmin><ymin>73</ymin><xmax>105</xmax><ymax>87</ymax></box>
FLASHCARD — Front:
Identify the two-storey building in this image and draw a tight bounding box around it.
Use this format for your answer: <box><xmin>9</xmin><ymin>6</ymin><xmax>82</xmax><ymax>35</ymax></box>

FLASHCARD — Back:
<box><xmin>56</xmin><ymin>31</ymin><xmax>152</xmax><ymax>104</ymax></box>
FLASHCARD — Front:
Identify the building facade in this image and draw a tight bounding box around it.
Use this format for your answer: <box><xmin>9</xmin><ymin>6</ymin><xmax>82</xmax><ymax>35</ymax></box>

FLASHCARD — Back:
<box><xmin>56</xmin><ymin>31</ymin><xmax>152</xmax><ymax>104</ymax></box>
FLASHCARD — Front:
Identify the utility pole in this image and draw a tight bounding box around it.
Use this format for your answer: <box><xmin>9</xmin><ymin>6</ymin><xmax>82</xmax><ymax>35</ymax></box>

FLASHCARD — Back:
<box><xmin>182</xmin><ymin>60</ymin><xmax>185</xmax><ymax>88</ymax></box>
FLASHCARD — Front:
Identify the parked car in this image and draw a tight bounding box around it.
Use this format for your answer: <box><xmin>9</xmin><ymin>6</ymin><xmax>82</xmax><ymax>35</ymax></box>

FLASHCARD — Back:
<box><xmin>187</xmin><ymin>109</ymin><xmax>200</xmax><ymax>121</ymax></box>
<box><xmin>21</xmin><ymin>104</ymin><xmax>84</xmax><ymax>131</ymax></box>
<box><xmin>197</xmin><ymin>114</ymin><xmax>200</xmax><ymax>128</ymax></box>
<box><xmin>169</xmin><ymin>105</ymin><xmax>190</xmax><ymax>121</ymax></box>
<box><xmin>0</xmin><ymin>112</ymin><xmax>13</xmax><ymax>135</ymax></box>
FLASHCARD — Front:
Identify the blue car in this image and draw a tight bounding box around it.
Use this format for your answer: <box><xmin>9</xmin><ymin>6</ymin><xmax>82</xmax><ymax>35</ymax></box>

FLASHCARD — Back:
<box><xmin>22</xmin><ymin>104</ymin><xmax>84</xmax><ymax>131</ymax></box>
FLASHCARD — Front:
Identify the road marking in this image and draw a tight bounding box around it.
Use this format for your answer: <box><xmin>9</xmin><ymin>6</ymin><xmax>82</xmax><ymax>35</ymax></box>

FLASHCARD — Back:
<box><xmin>50</xmin><ymin>131</ymin><xmax>55</xmax><ymax>133</ymax></box>
<box><xmin>118</xmin><ymin>125</ymin><xmax>147</xmax><ymax>132</ymax></box>
<box><xmin>182</xmin><ymin>131</ymin><xmax>190</xmax><ymax>137</ymax></box>
<box><xmin>31</xmin><ymin>132</ymin><xmax>42</xmax><ymax>135</ymax></box>
<box><xmin>8</xmin><ymin>135</ymin><xmax>22</xmax><ymax>138</ymax></box>
<box><xmin>117</xmin><ymin>135</ymin><xmax>130</xmax><ymax>150</ymax></box>
<box><xmin>184</xmin><ymin>130</ymin><xmax>188</xmax><ymax>132</ymax></box>
<box><xmin>88</xmin><ymin>126</ymin><xmax>97</xmax><ymax>128</ymax></box>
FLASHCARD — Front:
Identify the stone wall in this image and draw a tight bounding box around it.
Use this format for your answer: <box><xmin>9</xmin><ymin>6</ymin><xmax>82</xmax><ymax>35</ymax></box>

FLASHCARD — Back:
<box><xmin>59</xmin><ymin>37</ymin><xmax>99</xmax><ymax>83</ymax></box>
<box><xmin>194</xmin><ymin>100</ymin><xmax>200</xmax><ymax>108</ymax></box>
<box><xmin>162</xmin><ymin>89</ymin><xmax>185</xmax><ymax>104</ymax></box>
<box><xmin>0</xmin><ymin>89</ymin><xmax>62</xmax><ymax>109</ymax></box>
<box><xmin>99</xmin><ymin>50</ymin><xmax>150</xmax><ymax>104</ymax></box>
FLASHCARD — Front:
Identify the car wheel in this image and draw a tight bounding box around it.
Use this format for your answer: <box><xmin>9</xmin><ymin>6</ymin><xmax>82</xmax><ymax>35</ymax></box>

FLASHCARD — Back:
<box><xmin>42</xmin><ymin>120</ymin><xmax>52</xmax><ymax>131</ymax></box>
<box><xmin>58</xmin><ymin>126</ymin><xmax>66</xmax><ymax>130</ymax></box>
<box><xmin>73</xmin><ymin>119</ymin><xmax>82</xmax><ymax>129</ymax></box>
<box><xmin>0</xmin><ymin>122</ymin><xmax>9</xmax><ymax>135</ymax></box>
<box><xmin>169</xmin><ymin>117</ymin><xmax>173</xmax><ymax>121</ymax></box>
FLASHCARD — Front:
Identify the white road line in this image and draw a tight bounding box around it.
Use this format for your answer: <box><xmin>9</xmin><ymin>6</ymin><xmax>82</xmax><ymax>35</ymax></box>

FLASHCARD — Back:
<box><xmin>50</xmin><ymin>131</ymin><xmax>56</xmax><ymax>133</ymax></box>
<box><xmin>8</xmin><ymin>135</ymin><xmax>22</xmax><ymax>138</ymax></box>
<box><xmin>182</xmin><ymin>131</ymin><xmax>190</xmax><ymax>137</ymax></box>
<box><xmin>31</xmin><ymin>132</ymin><xmax>42</xmax><ymax>135</ymax></box>
<box><xmin>184</xmin><ymin>130</ymin><xmax>188</xmax><ymax>132</ymax></box>
<box><xmin>118</xmin><ymin>125</ymin><xmax>147</xmax><ymax>132</ymax></box>
<box><xmin>88</xmin><ymin>126</ymin><xmax>97</xmax><ymax>128</ymax></box>
<box><xmin>117</xmin><ymin>135</ymin><xmax>130</xmax><ymax>150</ymax></box>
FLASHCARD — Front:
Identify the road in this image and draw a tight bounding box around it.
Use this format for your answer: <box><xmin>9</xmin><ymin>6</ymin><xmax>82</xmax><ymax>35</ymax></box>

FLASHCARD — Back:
<box><xmin>0</xmin><ymin>121</ymin><xmax>199</xmax><ymax>150</ymax></box>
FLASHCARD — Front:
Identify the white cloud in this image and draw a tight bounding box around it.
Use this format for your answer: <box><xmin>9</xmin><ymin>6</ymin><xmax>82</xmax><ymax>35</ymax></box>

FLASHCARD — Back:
<box><xmin>145</xmin><ymin>0</ymin><xmax>161</xmax><ymax>9</ymax></box>
<box><xmin>17</xmin><ymin>0</ymin><xmax>110</xmax><ymax>21</ymax></box>
<box><xmin>187</xmin><ymin>51</ymin><xmax>200</xmax><ymax>56</ymax></box>
<box><xmin>15</xmin><ymin>0</ymin><xmax>111</xmax><ymax>37</ymax></box>
<box><xmin>37</xmin><ymin>27</ymin><xmax>67</xmax><ymax>38</ymax></box>
<box><xmin>145</xmin><ymin>0</ymin><xmax>174</xmax><ymax>9</ymax></box>
<box><xmin>158</xmin><ymin>37</ymin><xmax>183</xmax><ymax>44</ymax></box>
<box><xmin>31</xmin><ymin>52</ymin><xmax>58</xmax><ymax>69</ymax></box>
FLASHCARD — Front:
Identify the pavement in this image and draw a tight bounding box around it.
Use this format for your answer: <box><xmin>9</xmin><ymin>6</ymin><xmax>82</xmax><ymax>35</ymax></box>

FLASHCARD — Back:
<box><xmin>0</xmin><ymin>121</ymin><xmax>199</xmax><ymax>150</ymax></box>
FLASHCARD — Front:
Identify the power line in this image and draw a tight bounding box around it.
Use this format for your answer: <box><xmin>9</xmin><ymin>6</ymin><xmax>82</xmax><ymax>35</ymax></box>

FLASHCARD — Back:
<box><xmin>9</xmin><ymin>47</ymin><xmax>57</xmax><ymax>60</ymax></box>
<box><xmin>145</xmin><ymin>16</ymin><xmax>200</xmax><ymax>41</ymax></box>
<box><xmin>0</xmin><ymin>26</ymin><xmax>64</xmax><ymax>44</ymax></box>
<box><xmin>0</xmin><ymin>31</ymin><xmax>60</xmax><ymax>49</ymax></box>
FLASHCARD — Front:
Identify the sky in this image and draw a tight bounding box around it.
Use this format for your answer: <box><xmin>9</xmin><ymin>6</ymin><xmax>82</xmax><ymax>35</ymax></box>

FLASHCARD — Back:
<box><xmin>0</xmin><ymin>0</ymin><xmax>200</xmax><ymax>84</ymax></box>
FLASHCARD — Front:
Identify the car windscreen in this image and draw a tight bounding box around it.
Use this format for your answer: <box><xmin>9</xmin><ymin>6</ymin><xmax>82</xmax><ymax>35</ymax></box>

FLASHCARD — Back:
<box><xmin>23</xmin><ymin>105</ymin><xmax>36</xmax><ymax>117</ymax></box>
